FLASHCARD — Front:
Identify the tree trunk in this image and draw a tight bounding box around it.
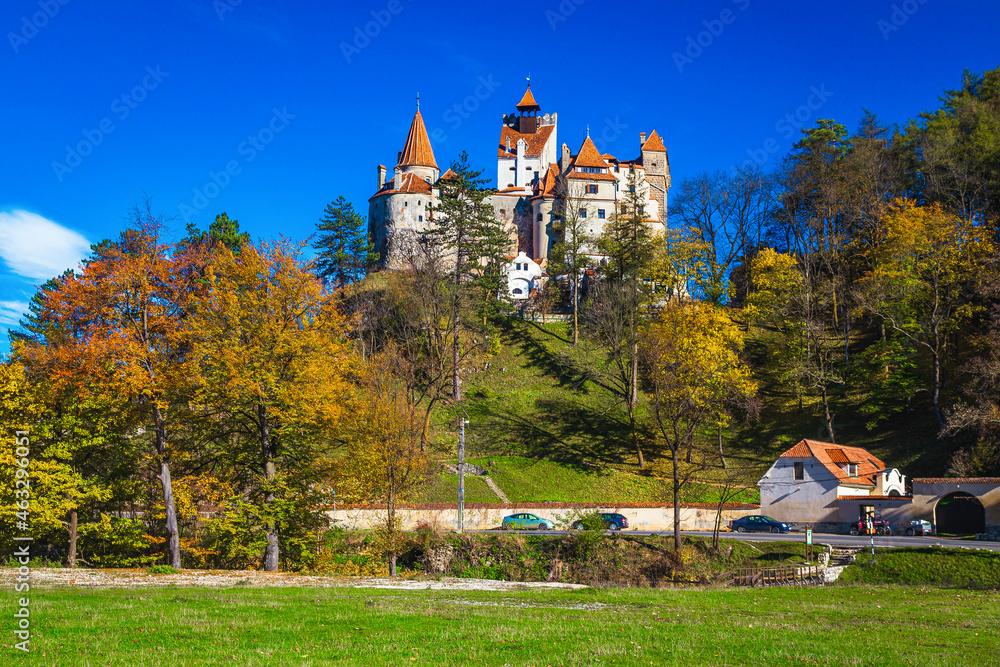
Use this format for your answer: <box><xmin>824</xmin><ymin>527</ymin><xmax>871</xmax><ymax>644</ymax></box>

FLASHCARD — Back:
<box><xmin>154</xmin><ymin>406</ymin><xmax>181</xmax><ymax>569</ymax></box>
<box><xmin>453</xmin><ymin>238</ymin><xmax>462</xmax><ymax>403</ymax></box>
<box><xmin>630</xmin><ymin>338</ymin><xmax>644</xmax><ymax>469</ymax></box>
<box><xmin>672</xmin><ymin>445</ymin><xmax>682</xmax><ymax>553</ymax></box>
<box><xmin>260</xmin><ymin>405</ymin><xmax>280</xmax><ymax>572</ymax></box>
<box><xmin>932</xmin><ymin>349</ymin><xmax>944</xmax><ymax>429</ymax></box>
<box><xmin>67</xmin><ymin>508</ymin><xmax>78</xmax><ymax>568</ymax></box>
<box><xmin>572</xmin><ymin>274</ymin><xmax>579</xmax><ymax>347</ymax></box>
<box><xmin>718</xmin><ymin>424</ymin><xmax>727</xmax><ymax>470</ymax></box>
<box><xmin>821</xmin><ymin>384</ymin><xmax>835</xmax><ymax>443</ymax></box>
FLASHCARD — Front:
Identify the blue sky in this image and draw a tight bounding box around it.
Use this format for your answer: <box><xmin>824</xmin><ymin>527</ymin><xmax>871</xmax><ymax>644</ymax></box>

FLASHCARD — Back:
<box><xmin>2</xmin><ymin>0</ymin><xmax>999</xmax><ymax>348</ymax></box>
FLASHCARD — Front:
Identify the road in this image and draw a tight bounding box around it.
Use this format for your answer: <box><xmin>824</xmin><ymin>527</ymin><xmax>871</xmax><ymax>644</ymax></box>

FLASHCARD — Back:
<box><xmin>472</xmin><ymin>529</ymin><xmax>1000</xmax><ymax>551</ymax></box>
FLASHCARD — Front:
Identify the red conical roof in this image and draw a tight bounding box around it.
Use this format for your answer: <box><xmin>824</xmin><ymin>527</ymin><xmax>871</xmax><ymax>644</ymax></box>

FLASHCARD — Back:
<box><xmin>397</xmin><ymin>109</ymin><xmax>438</xmax><ymax>169</ymax></box>
<box><xmin>515</xmin><ymin>86</ymin><xmax>541</xmax><ymax>112</ymax></box>
<box><xmin>573</xmin><ymin>136</ymin><xmax>610</xmax><ymax>169</ymax></box>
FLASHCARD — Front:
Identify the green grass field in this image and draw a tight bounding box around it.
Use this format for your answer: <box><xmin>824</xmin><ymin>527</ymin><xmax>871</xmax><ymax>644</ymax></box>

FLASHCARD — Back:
<box><xmin>5</xmin><ymin>584</ymin><xmax>998</xmax><ymax>666</ymax></box>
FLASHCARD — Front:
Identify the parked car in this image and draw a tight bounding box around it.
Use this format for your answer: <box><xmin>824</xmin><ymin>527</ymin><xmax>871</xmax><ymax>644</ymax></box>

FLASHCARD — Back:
<box><xmin>900</xmin><ymin>519</ymin><xmax>933</xmax><ymax>536</ymax></box>
<box><xmin>570</xmin><ymin>513</ymin><xmax>629</xmax><ymax>531</ymax></box>
<box><xmin>848</xmin><ymin>512</ymin><xmax>892</xmax><ymax>536</ymax></box>
<box><xmin>728</xmin><ymin>516</ymin><xmax>791</xmax><ymax>533</ymax></box>
<box><xmin>501</xmin><ymin>513</ymin><xmax>554</xmax><ymax>531</ymax></box>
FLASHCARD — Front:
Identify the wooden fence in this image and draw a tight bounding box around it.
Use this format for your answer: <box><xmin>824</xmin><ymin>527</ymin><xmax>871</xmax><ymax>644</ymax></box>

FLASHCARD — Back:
<box><xmin>726</xmin><ymin>565</ymin><xmax>824</xmax><ymax>587</ymax></box>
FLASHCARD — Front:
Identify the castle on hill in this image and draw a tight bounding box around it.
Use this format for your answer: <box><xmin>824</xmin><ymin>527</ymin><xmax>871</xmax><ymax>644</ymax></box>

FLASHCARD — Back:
<box><xmin>367</xmin><ymin>84</ymin><xmax>671</xmax><ymax>296</ymax></box>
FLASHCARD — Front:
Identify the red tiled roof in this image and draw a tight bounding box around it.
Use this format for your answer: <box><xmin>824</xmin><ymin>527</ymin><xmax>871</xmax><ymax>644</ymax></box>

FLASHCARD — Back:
<box><xmin>369</xmin><ymin>172</ymin><xmax>433</xmax><ymax>199</ymax></box>
<box><xmin>397</xmin><ymin>109</ymin><xmax>437</xmax><ymax>169</ymax></box>
<box><xmin>573</xmin><ymin>136</ymin><xmax>610</xmax><ymax>169</ymax></box>
<box><xmin>913</xmin><ymin>477</ymin><xmax>1000</xmax><ymax>484</ymax></box>
<box><xmin>516</xmin><ymin>86</ymin><xmax>540</xmax><ymax>111</ymax></box>
<box><xmin>838</xmin><ymin>495</ymin><xmax>913</xmax><ymax>502</ymax></box>
<box><xmin>641</xmin><ymin>129</ymin><xmax>667</xmax><ymax>152</ymax></box>
<box><xmin>437</xmin><ymin>168</ymin><xmax>457</xmax><ymax>182</ymax></box>
<box><xmin>498</xmin><ymin>124</ymin><xmax>555</xmax><ymax>158</ymax></box>
<box><xmin>566</xmin><ymin>171</ymin><xmax>618</xmax><ymax>181</ymax></box>
<box><xmin>778</xmin><ymin>439</ymin><xmax>885</xmax><ymax>487</ymax></box>
<box><xmin>827</xmin><ymin>449</ymin><xmax>856</xmax><ymax>465</ymax></box>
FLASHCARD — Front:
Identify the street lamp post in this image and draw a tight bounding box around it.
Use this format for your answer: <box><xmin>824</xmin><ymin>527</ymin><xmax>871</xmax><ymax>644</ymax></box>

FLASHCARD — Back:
<box><xmin>458</xmin><ymin>417</ymin><xmax>469</xmax><ymax>533</ymax></box>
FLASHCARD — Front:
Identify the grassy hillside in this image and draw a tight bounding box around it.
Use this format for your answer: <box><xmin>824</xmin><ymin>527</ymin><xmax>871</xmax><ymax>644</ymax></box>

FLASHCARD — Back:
<box><xmin>412</xmin><ymin>314</ymin><xmax>961</xmax><ymax>505</ymax></box>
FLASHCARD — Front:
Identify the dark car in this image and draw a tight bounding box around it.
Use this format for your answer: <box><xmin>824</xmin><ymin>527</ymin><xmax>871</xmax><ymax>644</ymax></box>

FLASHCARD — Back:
<box><xmin>728</xmin><ymin>515</ymin><xmax>791</xmax><ymax>533</ymax></box>
<box><xmin>571</xmin><ymin>513</ymin><xmax>629</xmax><ymax>531</ymax></box>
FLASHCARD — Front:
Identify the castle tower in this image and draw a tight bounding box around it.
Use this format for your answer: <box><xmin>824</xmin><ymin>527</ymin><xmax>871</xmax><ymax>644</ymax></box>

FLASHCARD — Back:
<box><xmin>368</xmin><ymin>105</ymin><xmax>442</xmax><ymax>270</ymax></box>
<box><xmin>497</xmin><ymin>83</ymin><xmax>558</xmax><ymax>191</ymax></box>
<box><xmin>639</xmin><ymin>129</ymin><xmax>670</xmax><ymax>219</ymax></box>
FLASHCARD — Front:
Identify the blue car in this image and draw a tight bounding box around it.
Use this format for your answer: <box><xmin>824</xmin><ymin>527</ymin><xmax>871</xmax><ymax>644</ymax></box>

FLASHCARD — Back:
<box><xmin>728</xmin><ymin>515</ymin><xmax>791</xmax><ymax>533</ymax></box>
<box><xmin>502</xmin><ymin>513</ymin><xmax>554</xmax><ymax>531</ymax></box>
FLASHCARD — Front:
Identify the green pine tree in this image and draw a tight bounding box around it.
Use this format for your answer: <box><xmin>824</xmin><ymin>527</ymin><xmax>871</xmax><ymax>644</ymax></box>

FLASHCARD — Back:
<box><xmin>313</xmin><ymin>197</ymin><xmax>376</xmax><ymax>288</ymax></box>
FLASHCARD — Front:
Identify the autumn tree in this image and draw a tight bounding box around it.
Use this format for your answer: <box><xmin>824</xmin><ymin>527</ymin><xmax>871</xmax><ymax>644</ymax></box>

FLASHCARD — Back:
<box><xmin>425</xmin><ymin>151</ymin><xmax>512</xmax><ymax>403</ymax></box>
<box><xmin>313</xmin><ymin>196</ymin><xmax>376</xmax><ymax>288</ymax></box>
<box><xmin>549</xmin><ymin>180</ymin><xmax>595</xmax><ymax>345</ymax></box>
<box><xmin>184</xmin><ymin>240</ymin><xmax>354</xmax><ymax>571</ymax></box>
<box><xmin>855</xmin><ymin>200</ymin><xmax>993</xmax><ymax>428</ymax></box>
<box><xmin>898</xmin><ymin>67</ymin><xmax>1000</xmax><ymax>227</ymax></box>
<box><xmin>586</xmin><ymin>170</ymin><xmax>656</xmax><ymax>468</ymax></box>
<box><xmin>334</xmin><ymin>354</ymin><xmax>429</xmax><ymax>576</ymax></box>
<box><xmin>671</xmin><ymin>164</ymin><xmax>775</xmax><ymax>304</ymax></box>
<box><xmin>643</xmin><ymin>300</ymin><xmax>757</xmax><ymax>551</ymax></box>
<box><xmin>17</xmin><ymin>202</ymin><xmax>203</xmax><ymax>568</ymax></box>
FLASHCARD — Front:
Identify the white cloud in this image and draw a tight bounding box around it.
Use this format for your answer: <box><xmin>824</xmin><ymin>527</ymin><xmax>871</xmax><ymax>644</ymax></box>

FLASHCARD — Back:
<box><xmin>0</xmin><ymin>210</ymin><xmax>90</xmax><ymax>281</ymax></box>
<box><xmin>0</xmin><ymin>300</ymin><xmax>29</xmax><ymax>327</ymax></box>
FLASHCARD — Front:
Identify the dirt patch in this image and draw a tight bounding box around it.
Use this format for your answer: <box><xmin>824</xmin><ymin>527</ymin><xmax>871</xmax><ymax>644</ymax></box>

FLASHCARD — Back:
<box><xmin>0</xmin><ymin>567</ymin><xmax>587</xmax><ymax>591</ymax></box>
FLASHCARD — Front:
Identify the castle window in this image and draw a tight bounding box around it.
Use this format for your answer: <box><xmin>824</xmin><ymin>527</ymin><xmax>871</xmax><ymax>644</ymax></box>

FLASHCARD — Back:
<box><xmin>586</xmin><ymin>184</ymin><xmax>598</xmax><ymax>194</ymax></box>
<box><xmin>597</xmin><ymin>209</ymin><xmax>605</xmax><ymax>219</ymax></box>
<box><xmin>405</xmin><ymin>201</ymin><xmax>408</xmax><ymax>206</ymax></box>
<box><xmin>537</xmin><ymin>213</ymin><xmax>543</xmax><ymax>222</ymax></box>
<box><xmin>418</xmin><ymin>215</ymin><xmax>423</xmax><ymax>222</ymax></box>
<box><xmin>525</xmin><ymin>165</ymin><xmax>533</xmax><ymax>170</ymax></box>
<box><xmin>794</xmin><ymin>462</ymin><xmax>804</xmax><ymax>480</ymax></box>
<box><xmin>513</xmin><ymin>288</ymin><xmax>523</xmax><ymax>295</ymax></box>
<box><xmin>579</xmin><ymin>209</ymin><xmax>587</xmax><ymax>218</ymax></box>
<box><xmin>500</xmin><ymin>209</ymin><xmax>506</xmax><ymax>216</ymax></box>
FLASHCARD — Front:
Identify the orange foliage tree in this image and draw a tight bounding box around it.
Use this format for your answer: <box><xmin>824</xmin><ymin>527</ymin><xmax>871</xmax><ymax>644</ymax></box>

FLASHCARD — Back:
<box><xmin>18</xmin><ymin>203</ymin><xmax>204</xmax><ymax>568</ymax></box>
<box><xmin>183</xmin><ymin>240</ymin><xmax>355</xmax><ymax>571</ymax></box>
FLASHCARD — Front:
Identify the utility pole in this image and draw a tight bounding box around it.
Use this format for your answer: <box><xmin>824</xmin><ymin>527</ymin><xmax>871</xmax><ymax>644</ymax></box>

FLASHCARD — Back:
<box><xmin>458</xmin><ymin>417</ymin><xmax>469</xmax><ymax>533</ymax></box>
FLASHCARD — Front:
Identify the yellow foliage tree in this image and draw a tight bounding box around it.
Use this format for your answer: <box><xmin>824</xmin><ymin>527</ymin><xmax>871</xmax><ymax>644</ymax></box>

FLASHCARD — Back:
<box><xmin>0</xmin><ymin>362</ymin><xmax>78</xmax><ymax>555</ymax></box>
<box><xmin>643</xmin><ymin>301</ymin><xmax>758</xmax><ymax>551</ymax></box>
<box><xmin>334</xmin><ymin>354</ymin><xmax>430</xmax><ymax>576</ymax></box>
<box><xmin>184</xmin><ymin>240</ymin><xmax>355</xmax><ymax>571</ymax></box>
<box><xmin>855</xmin><ymin>200</ymin><xmax>994</xmax><ymax>427</ymax></box>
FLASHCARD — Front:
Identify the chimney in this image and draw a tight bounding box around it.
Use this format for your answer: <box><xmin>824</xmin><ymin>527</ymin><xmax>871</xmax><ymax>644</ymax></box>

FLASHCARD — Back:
<box><xmin>397</xmin><ymin>151</ymin><xmax>403</xmax><ymax>165</ymax></box>
<box><xmin>640</xmin><ymin>132</ymin><xmax>647</xmax><ymax>146</ymax></box>
<box><xmin>377</xmin><ymin>164</ymin><xmax>387</xmax><ymax>190</ymax></box>
<box><xmin>560</xmin><ymin>143</ymin><xmax>571</xmax><ymax>173</ymax></box>
<box><xmin>393</xmin><ymin>166</ymin><xmax>402</xmax><ymax>190</ymax></box>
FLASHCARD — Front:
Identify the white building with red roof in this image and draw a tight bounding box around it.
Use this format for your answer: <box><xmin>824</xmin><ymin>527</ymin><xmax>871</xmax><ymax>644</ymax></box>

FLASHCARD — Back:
<box><xmin>757</xmin><ymin>439</ymin><xmax>906</xmax><ymax>530</ymax></box>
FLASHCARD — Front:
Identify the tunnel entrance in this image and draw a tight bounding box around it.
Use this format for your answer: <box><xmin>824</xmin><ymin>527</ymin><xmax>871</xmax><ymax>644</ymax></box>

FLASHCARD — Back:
<box><xmin>935</xmin><ymin>492</ymin><xmax>985</xmax><ymax>535</ymax></box>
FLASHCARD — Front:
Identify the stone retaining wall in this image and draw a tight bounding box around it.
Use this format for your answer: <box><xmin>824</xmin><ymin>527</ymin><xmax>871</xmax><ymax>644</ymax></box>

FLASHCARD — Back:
<box><xmin>327</xmin><ymin>503</ymin><xmax>760</xmax><ymax>532</ymax></box>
